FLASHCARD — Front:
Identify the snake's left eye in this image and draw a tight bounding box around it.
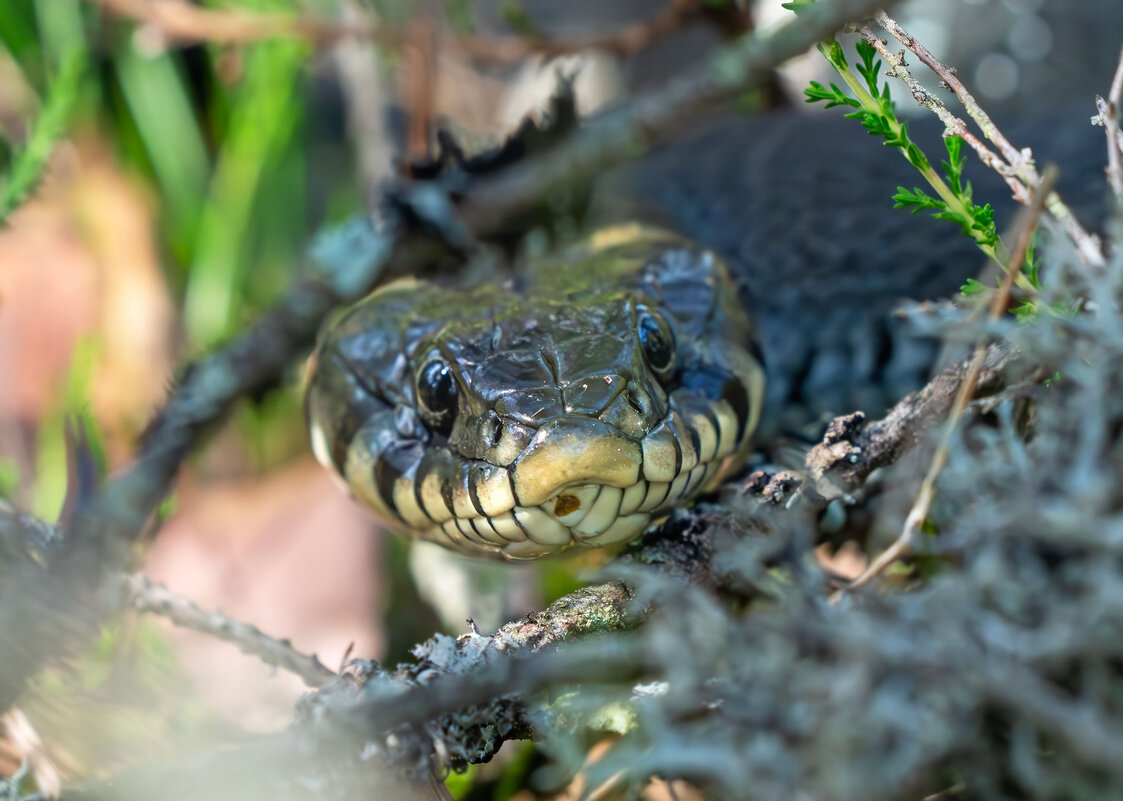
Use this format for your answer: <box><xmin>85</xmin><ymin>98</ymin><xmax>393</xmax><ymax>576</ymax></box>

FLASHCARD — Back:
<box><xmin>417</xmin><ymin>358</ymin><xmax>457</xmax><ymax>436</ymax></box>
<box><xmin>638</xmin><ymin>311</ymin><xmax>676</xmax><ymax>378</ymax></box>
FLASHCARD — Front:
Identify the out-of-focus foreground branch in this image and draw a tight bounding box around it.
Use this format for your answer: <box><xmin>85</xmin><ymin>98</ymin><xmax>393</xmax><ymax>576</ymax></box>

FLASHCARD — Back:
<box><xmin>0</xmin><ymin>0</ymin><xmax>896</xmax><ymax>757</ymax></box>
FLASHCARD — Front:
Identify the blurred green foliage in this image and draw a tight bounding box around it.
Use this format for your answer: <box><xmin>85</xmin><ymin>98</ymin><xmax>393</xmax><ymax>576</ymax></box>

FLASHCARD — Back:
<box><xmin>0</xmin><ymin>0</ymin><xmax>361</xmax><ymax>350</ymax></box>
<box><xmin>1</xmin><ymin>0</ymin><xmax>365</xmax><ymax>520</ymax></box>
<box><xmin>0</xmin><ymin>4</ymin><xmax>586</xmax><ymax>794</ymax></box>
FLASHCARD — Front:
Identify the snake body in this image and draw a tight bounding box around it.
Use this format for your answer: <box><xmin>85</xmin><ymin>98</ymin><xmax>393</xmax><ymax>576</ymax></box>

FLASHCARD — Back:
<box><xmin>307</xmin><ymin>110</ymin><xmax>1107</xmax><ymax>558</ymax></box>
<box><xmin>306</xmin><ymin>226</ymin><xmax>764</xmax><ymax>558</ymax></box>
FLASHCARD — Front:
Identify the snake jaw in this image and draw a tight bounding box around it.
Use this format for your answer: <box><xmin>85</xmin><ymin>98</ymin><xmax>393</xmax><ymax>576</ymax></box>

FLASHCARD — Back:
<box><xmin>509</xmin><ymin>418</ymin><xmax>642</xmax><ymax>507</ymax></box>
<box><xmin>411</xmin><ymin>383</ymin><xmax>756</xmax><ymax>560</ymax></box>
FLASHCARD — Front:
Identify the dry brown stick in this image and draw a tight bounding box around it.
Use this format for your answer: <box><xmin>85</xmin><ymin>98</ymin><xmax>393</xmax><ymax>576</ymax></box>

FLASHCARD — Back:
<box><xmin>88</xmin><ymin>0</ymin><xmax>703</xmax><ymax>64</ymax></box>
<box><xmin>845</xmin><ymin>165</ymin><xmax>1059</xmax><ymax>592</ymax></box>
<box><xmin>126</xmin><ymin>574</ymin><xmax>337</xmax><ymax>688</ymax></box>
<box><xmin>873</xmin><ymin>10</ymin><xmax>1106</xmax><ymax>270</ymax></box>
<box><xmin>404</xmin><ymin>15</ymin><xmax>437</xmax><ymax>163</ymax></box>
<box><xmin>91</xmin><ymin>0</ymin><xmax>384</xmax><ymax>46</ymax></box>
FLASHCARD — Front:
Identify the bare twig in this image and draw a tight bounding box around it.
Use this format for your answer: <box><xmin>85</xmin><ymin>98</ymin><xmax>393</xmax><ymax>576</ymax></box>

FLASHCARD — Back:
<box><xmin>1092</xmin><ymin>44</ymin><xmax>1123</xmax><ymax>202</ymax></box>
<box><xmin>126</xmin><ymin>574</ymin><xmax>337</xmax><ymax>688</ymax></box>
<box><xmin>801</xmin><ymin>345</ymin><xmax>1016</xmax><ymax>506</ymax></box>
<box><xmin>845</xmin><ymin>166</ymin><xmax>1058</xmax><ymax>592</ymax></box>
<box><xmin>855</xmin><ymin>28</ymin><xmax>1026</xmax><ymax>202</ymax></box>
<box><xmin>1094</xmin><ymin>95</ymin><xmax>1123</xmax><ymax>201</ymax></box>
<box><xmin>873</xmin><ymin>11</ymin><xmax>1106</xmax><ymax>269</ymax></box>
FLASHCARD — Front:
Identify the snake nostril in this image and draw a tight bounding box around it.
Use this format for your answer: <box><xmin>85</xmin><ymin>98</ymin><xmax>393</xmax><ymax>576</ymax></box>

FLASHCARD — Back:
<box><xmin>483</xmin><ymin>412</ymin><xmax>503</xmax><ymax>448</ymax></box>
<box><xmin>627</xmin><ymin>381</ymin><xmax>655</xmax><ymax>419</ymax></box>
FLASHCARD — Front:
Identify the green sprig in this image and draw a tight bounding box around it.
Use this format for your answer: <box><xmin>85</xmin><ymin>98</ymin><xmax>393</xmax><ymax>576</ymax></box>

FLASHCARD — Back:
<box><xmin>792</xmin><ymin>20</ymin><xmax>1038</xmax><ymax>300</ymax></box>
<box><xmin>0</xmin><ymin>50</ymin><xmax>84</xmax><ymax>225</ymax></box>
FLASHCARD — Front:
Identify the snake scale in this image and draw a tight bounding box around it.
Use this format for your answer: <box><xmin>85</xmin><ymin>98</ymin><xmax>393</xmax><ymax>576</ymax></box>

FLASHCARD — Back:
<box><xmin>306</xmin><ymin>110</ymin><xmax>1108</xmax><ymax>559</ymax></box>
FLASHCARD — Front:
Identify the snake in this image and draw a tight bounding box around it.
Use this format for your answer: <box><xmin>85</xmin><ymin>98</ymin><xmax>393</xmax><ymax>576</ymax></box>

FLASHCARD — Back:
<box><xmin>305</xmin><ymin>110</ymin><xmax>1108</xmax><ymax>559</ymax></box>
<box><xmin>306</xmin><ymin>225</ymin><xmax>764</xmax><ymax>559</ymax></box>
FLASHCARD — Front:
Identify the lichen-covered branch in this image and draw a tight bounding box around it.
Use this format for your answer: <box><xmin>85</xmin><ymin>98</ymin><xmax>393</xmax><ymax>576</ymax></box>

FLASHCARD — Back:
<box><xmin>126</xmin><ymin>575</ymin><xmax>338</xmax><ymax>688</ymax></box>
<box><xmin>801</xmin><ymin>341</ymin><xmax>1020</xmax><ymax>504</ymax></box>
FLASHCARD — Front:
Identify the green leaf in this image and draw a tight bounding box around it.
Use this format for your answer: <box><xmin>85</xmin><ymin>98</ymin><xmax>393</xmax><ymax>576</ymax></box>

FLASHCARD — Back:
<box><xmin>941</xmin><ymin>136</ymin><xmax>966</xmax><ymax>194</ymax></box>
<box><xmin>1024</xmin><ymin>230</ymin><xmax>1041</xmax><ymax>287</ymax></box>
<box><xmin>804</xmin><ymin>81</ymin><xmax>859</xmax><ymax>109</ymax></box>
<box><xmin>0</xmin><ymin>49</ymin><xmax>84</xmax><ymax>223</ymax></box>
<box><xmin>816</xmin><ymin>39</ymin><xmax>848</xmax><ymax>70</ymax></box>
<box><xmin>893</xmin><ymin>186</ymin><xmax>944</xmax><ymax>212</ymax></box>
<box><xmin>855</xmin><ymin>39</ymin><xmax>882</xmax><ymax>96</ymax></box>
<box><xmin>961</xmin><ymin>277</ymin><xmax>987</xmax><ymax>296</ymax></box>
<box><xmin>499</xmin><ymin>0</ymin><xmax>543</xmax><ymax>39</ymax></box>
<box><xmin>1010</xmin><ymin>301</ymin><xmax>1039</xmax><ymax>322</ymax></box>
<box><xmin>781</xmin><ymin>0</ymin><xmax>817</xmax><ymax>13</ymax></box>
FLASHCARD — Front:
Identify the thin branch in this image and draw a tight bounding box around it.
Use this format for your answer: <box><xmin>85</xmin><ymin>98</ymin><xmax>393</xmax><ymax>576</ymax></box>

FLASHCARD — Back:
<box><xmin>872</xmin><ymin>11</ymin><xmax>1106</xmax><ymax>270</ymax></box>
<box><xmin>855</xmin><ymin>27</ymin><xmax>1027</xmax><ymax>203</ymax></box>
<box><xmin>404</xmin><ymin>15</ymin><xmax>437</xmax><ymax>163</ymax></box>
<box><xmin>1095</xmin><ymin>95</ymin><xmax>1123</xmax><ymax>202</ymax></box>
<box><xmin>1092</xmin><ymin>44</ymin><xmax>1123</xmax><ymax>202</ymax></box>
<box><xmin>90</xmin><ymin>0</ymin><xmax>384</xmax><ymax>47</ymax></box>
<box><xmin>87</xmin><ymin>0</ymin><xmax>704</xmax><ymax>65</ymax></box>
<box><xmin>845</xmin><ymin>165</ymin><xmax>1057</xmax><ymax>592</ymax></box>
<box><xmin>126</xmin><ymin>574</ymin><xmax>337</xmax><ymax>688</ymax></box>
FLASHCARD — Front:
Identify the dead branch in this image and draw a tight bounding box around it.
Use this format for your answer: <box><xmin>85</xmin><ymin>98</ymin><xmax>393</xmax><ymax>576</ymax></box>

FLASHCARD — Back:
<box><xmin>126</xmin><ymin>574</ymin><xmax>337</xmax><ymax>688</ymax></box>
<box><xmin>801</xmin><ymin>343</ymin><xmax>1017</xmax><ymax>505</ymax></box>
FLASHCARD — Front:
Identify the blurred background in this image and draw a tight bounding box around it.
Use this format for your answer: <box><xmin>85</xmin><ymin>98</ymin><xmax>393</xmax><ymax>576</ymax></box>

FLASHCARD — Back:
<box><xmin>0</xmin><ymin>0</ymin><xmax>1119</xmax><ymax>795</ymax></box>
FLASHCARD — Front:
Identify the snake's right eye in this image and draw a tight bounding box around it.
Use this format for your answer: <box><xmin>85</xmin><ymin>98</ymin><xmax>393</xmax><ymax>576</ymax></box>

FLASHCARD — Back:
<box><xmin>637</xmin><ymin>310</ymin><xmax>676</xmax><ymax>380</ymax></box>
<box><xmin>416</xmin><ymin>358</ymin><xmax>458</xmax><ymax>436</ymax></box>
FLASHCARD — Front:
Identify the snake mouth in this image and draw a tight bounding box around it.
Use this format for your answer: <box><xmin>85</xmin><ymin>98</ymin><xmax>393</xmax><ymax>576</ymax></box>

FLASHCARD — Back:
<box><xmin>411</xmin><ymin>395</ymin><xmax>749</xmax><ymax>560</ymax></box>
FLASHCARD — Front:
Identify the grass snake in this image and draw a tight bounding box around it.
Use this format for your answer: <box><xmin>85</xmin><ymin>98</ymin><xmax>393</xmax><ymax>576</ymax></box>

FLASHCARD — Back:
<box><xmin>306</xmin><ymin>111</ymin><xmax>1107</xmax><ymax>559</ymax></box>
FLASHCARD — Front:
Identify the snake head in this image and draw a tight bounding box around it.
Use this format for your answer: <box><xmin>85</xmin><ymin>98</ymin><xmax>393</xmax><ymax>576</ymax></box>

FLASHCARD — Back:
<box><xmin>306</xmin><ymin>226</ymin><xmax>764</xmax><ymax>559</ymax></box>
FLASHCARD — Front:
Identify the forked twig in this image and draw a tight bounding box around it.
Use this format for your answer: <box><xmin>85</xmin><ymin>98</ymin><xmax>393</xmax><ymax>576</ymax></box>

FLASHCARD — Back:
<box><xmin>127</xmin><ymin>574</ymin><xmax>338</xmax><ymax>688</ymax></box>
<box><xmin>872</xmin><ymin>11</ymin><xmax>1106</xmax><ymax>269</ymax></box>
<box><xmin>855</xmin><ymin>28</ymin><xmax>1026</xmax><ymax>202</ymax></box>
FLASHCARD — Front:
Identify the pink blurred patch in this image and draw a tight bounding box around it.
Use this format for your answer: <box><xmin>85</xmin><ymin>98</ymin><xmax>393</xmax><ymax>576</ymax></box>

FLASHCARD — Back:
<box><xmin>144</xmin><ymin>458</ymin><xmax>384</xmax><ymax>732</ymax></box>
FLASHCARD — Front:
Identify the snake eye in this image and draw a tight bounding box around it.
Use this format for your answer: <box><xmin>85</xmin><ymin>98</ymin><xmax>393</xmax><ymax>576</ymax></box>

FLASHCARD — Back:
<box><xmin>416</xmin><ymin>358</ymin><xmax>457</xmax><ymax>436</ymax></box>
<box><xmin>638</xmin><ymin>311</ymin><xmax>675</xmax><ymax>378</ymax></box>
